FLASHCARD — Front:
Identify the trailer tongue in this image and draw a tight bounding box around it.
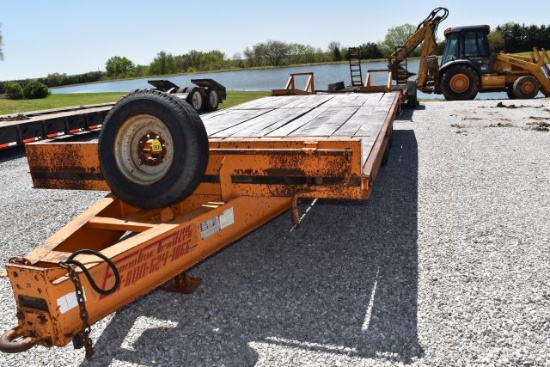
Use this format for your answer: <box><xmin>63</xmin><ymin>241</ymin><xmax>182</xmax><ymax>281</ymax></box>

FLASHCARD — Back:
<box><xmin>0</xmin><ymin>89</ymin><xmax>400</xmax><ymax>357</ymax></box>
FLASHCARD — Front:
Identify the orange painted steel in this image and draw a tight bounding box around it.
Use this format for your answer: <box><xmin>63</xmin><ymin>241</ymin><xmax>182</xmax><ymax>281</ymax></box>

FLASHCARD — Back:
<box><xmin>1</xmin><ymin>92</ymin><xmax>401</xmax><ymax>356</ymax></box>
<box><xmin>4</xmin><ymin>194</ymin><xmax>293</xmax><ymax>350</ymax></box>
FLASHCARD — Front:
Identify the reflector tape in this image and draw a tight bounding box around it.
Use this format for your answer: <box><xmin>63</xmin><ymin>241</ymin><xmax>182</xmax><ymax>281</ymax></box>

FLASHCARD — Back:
<box><xmin>47</xmin><ymin>131</ymin><xmax>65</xmax><ymax>138</ymax></box>
<box><xmin>88</xmin><ymin>124</ymin><xmax>102</xmax><ymax>130</ymax></box>
<box><xmin>0</xmin><ymin>141</ymin><xmax>18</xmax><ymax>149</ymax></box>
<box><xmin>22</xmin><ymin>137</ymin><xmax>41</xmax><ymax>144</ymax></box>
<box><xmin>69</xmin><ymin>128</ymin><xmax>84</xmax><ymax>134</ymax></box>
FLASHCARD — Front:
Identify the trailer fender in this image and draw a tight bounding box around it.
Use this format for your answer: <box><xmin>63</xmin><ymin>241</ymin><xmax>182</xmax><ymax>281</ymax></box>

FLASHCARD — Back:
<box><xmin>439</xmin><ymin>59</ymin><xmax>481</xmax><ymax>76</ymax></box>
<box><xmin>98</xmin><ymin>89</ymin><xmax>209</xmax><ymax>209</ymax></box>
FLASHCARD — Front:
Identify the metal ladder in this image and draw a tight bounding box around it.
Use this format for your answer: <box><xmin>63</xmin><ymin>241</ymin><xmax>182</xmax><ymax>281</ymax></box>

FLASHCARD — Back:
<box><xmin>348</xmin><ymin>47</ymin><xmax>363</xmax><ymax>87</ymax></box>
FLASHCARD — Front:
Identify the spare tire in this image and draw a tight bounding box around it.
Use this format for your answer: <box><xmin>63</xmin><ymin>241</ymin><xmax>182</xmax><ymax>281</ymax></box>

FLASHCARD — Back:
<box><xmin>98</xmin><ymin>89</ymin><xmax>209</xmax><ymax>209</ymax></box>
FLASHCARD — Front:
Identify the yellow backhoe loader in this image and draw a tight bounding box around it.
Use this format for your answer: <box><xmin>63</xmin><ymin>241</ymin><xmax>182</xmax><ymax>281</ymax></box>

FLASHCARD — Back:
<box><xmin>387</xmin><ymin>7</ymin><xmax>550</xmax><ymax>105</ymax></box>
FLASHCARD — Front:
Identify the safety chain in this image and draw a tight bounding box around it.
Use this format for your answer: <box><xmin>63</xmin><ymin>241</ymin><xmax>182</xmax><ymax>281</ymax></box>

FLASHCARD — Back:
<box><xmin>60</xmin><ymin>263</ymin><xmax>94</xmax><ymax>359</ymax></box>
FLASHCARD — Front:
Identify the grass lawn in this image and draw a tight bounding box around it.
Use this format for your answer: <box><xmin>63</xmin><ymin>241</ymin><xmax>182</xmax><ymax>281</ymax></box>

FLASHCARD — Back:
<box><xmin>0</xmin><ymin>90</ymin><xmax>270</xmax><ymax>115</ymax></box>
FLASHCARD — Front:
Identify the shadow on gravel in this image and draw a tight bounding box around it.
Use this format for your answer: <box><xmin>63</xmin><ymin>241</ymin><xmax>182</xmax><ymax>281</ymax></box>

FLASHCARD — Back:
<box><xmin>83</xmin><ymin>130</ymin><xmax>420</xmax><ymax>367</ymax></box>
<box><xmin>0</xmin><ymin>146</ymin><xmax>25</xmax><ymax>163</ymax></box>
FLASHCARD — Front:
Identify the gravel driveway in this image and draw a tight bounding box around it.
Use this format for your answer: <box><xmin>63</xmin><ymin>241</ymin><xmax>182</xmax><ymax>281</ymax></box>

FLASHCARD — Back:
<box><xmin>0</xmin><ymin>98</ymin><xmax>549</xmax><ymax>366</ymax></box>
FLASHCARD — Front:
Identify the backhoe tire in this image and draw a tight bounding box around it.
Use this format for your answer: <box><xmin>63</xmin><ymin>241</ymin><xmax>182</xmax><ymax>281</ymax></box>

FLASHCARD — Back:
<box><xmin>441</xmin><ymin>65</ymin><xmax>479</xmax><ymax>101</ymax></box>
<box><xmin>506</xmin><ymin>86</ymin><xmax>517</xmax><ymax>99</ymax></box>
<box><xmin>512</xmin><ymin>75</ymin><xmax>540</xmax><ymax>99</ymax></box>
<box><xmin>98</xmin><ymin>89</ymin><xmax>209</xmax><ymax>209</ymax></box>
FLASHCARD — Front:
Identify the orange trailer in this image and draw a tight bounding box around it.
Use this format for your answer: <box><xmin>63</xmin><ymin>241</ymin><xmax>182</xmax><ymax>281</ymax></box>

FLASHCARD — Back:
<box><xmin>0</xmin><ymin>90</ymin><xmax>401</xmax><ymax>357</ymax></box>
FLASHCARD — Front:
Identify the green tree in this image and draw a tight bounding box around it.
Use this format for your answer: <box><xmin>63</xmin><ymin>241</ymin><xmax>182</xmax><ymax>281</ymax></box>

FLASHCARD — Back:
<box><xmin>105</xmin><ymin>56</ymin><xmax>135</xmax><ymax>78</ymax></box>
<box><xmin>148</xmin><ymin>51</ymin><xmax>176</xmax><ymax>76</ymax></box>
<box><xmin>488</xmin><ymin>30</ymin><xmax>505</xmax><ymax>53</ymax></box>
<box><xmin>359</xmin><ymin>42</ymin><xmax>383</xmax><ymax>59</ymax></box>
<box><xmin>23</xmin><ymin>80</ymin><xmax>49</xmax><ymax>99</ymax></box>
<box><xmin>4</xmin><ymin>82</ymin><xmax>24</xmax><ymax>99</ymax></box>
<box><xmin>262</xmin><ymin>40</ymin><xmax>291</xmax><ymax>66</ymax></box>
<box><xmin>201</xmin><ymin>50</ymin><xmax>226</xmax><ymax>70</ymax></box>
<box><xmin>328</xmin><ymin>41</ymin><xmax>343</xmax><ymax>61</ymax></box>
<box><xmin>379</xmin><ymin>24</ymin><xmax>417</xmax><ymax>57</ymax></box>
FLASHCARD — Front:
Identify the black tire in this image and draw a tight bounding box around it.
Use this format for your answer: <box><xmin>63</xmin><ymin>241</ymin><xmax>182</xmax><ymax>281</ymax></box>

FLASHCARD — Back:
<box><xmin>441</xmin><ymin>65</ymin><xmax>479</xmax><ymax>101</ymax></box>
<box><xmin>98</xmin><ymin>89</ymin><xmax>209</xmax><ymax>209</ymax></box>
<box><xmin>506</xmin><ymin>86</ymin><xmax>517</xmax><ymax>99</ymax></box>
<box><xmin>187</xmin><ymin>87</ymin><xmax>205</xmax><ymax>112</ymax></box>
<box><xmin>204</xmin><ymin>90</ymin><xmax>219</xmax><ymax>112</ymax></box>
<box><xmin>512</xmin><ymin>75</ymin><xmax>540</xmax><ymax>99</ymax></box>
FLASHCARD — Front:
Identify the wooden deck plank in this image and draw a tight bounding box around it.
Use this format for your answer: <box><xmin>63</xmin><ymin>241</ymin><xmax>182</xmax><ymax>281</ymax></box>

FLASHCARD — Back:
<box><xmin>330</xmin><ymin>94</ymin><xmax>383</xmax><ymax>137</ymax></box>
<box><xmin>234</xmin><ymin>96</ymin><xmax>288</xmax><ymax>109</ymax></box>
<box><xmin>353</xmin><ymin>113</ymin><xmax>387</xmax><ymax>137</ymax></box>
<box><xmin>212</xmin><ymin>92</ymin><xmax>399</xmax><ymax>140</ymax></box>
<box><xmin>276</xmin><ymin>94</ymin><xmax>334</xmax><ymax>108</ymax></box>
<box><xmin>289</xmin><ymin>107</ymin><xmax>358</xmax><ymax>137</ymax></box>
<box><xmin>203</xmin><ymin>109</ymin><xmax>273</xmax><ymax>136</ymax></box>
<box><xmin>264</xmin><ymin>107</ymin><xmax>329</xmax><ymax>138</ymax></box>
<box><xmin>216</xmin><ymin>108</ymin><xmax>313</xmax><ymax>138</ymax></box>
<box><xmin>236</xmin><ymin>95</ymin><xmax>304</xmax><ymax>109</ymax></box>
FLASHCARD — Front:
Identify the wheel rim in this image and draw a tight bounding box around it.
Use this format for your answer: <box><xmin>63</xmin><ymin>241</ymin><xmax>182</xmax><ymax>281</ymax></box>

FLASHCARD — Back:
<box><xmin>520</xmin><ymin>81</ymin><xmax>535</xmax><ymax>95</ymax></box>
<box><xmin>449</xmin><ymin>74</ymin><xmax>470</xmax><ymax>93</ymax></box>
<box><xmin>114</xmin><ymin>114</ymin><xmax>174</xmax><ymax>185</ymax></box>
<box><xmin>191</xmin><ymin>91</ymin><xmax>202</xmax><ymax>111</ymax></box>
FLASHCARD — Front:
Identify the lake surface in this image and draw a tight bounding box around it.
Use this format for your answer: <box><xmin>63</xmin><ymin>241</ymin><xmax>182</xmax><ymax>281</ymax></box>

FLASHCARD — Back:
<box><xmin>50</xmin><ymin>60</ymin><xmax>518</xmax><ymax>100</ymax></box>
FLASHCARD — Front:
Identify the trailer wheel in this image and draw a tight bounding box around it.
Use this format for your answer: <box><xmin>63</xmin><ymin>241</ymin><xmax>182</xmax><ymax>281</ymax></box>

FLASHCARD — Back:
<box><xmin>187</xmin><ymin>88</ymin><xmax>205</xmax><ymax>112</ymax></box>
<box><xmin>204</xmin><ymin>90</ymin><xmax>219</xmax><ymax>111</ymax></box>
<box><xmin>441</xmin><ymin>65</ymin><xmax>479</xmax><ymax>100</ymax></box>
<box><xmin>512</xmin><ymin>75</ymin><xmax>539</xmax><ymax>99</ymax></box>
<box><xmin>98</xmin><ymin>89</ymin><xmax>209</xmax><ymax>209</ymax></box>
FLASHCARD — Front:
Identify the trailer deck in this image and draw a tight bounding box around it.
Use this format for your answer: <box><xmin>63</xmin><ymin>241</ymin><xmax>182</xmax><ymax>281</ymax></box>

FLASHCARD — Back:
<box><xmin>1</xmin><ymin>91</ymin><xmax>401</xmax><ymax>357</ymax></box>
<box><xmin>28</xmin><ymin>92</ymin><xmax>399</xmax><ymax>197</ymax></box>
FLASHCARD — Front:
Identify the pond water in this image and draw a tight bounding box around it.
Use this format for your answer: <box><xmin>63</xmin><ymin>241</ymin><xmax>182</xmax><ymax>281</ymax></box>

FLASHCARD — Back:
<box><xmin>50</xmin><ymin>60</ymin><xmax>517</xmax><ymax>100</ymax></box>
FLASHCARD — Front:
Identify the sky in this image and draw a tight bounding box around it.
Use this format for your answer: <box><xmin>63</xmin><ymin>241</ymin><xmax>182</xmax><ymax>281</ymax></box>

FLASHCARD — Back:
<box><xmin>1</xmin><ymin>0</ymin><xmax>549</xmax><ymax>81</ymax></box>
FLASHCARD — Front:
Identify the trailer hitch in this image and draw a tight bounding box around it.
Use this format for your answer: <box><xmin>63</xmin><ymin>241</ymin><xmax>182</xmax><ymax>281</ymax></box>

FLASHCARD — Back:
<box><xmin>0</xmin><ymin>329</ymin><xmax>38</xmax><ymax>354</ymax></box>
<box><xmin>0</xmin><ymin>250</ymin><xmax>120</xmax><ymax>358</ymax></box>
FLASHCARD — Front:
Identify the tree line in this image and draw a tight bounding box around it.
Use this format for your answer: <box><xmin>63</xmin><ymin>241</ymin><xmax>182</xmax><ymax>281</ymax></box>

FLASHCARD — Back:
<box><xmin>1</xmin><ymin>22</ymin><xmax>549</xmax><ymax>91</ymax></box>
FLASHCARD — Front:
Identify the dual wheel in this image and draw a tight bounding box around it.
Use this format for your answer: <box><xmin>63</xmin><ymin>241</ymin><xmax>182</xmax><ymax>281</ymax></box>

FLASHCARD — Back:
<box><xmin>186</xmin><ymin>88</ymin><xmax>219</xmax><ymax>112</ymax></box>
<box><xmin>98</xmin><ymin>89</ymin><xmax>209</xmax><ymax>209</ymax></box>
<box><xmin>441</xmin><ymin>65</ymin><xmax>540</xmax><ymax>100</ymax></box>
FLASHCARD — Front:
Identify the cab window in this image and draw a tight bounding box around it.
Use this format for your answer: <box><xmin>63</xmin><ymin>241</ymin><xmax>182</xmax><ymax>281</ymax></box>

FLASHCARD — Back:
<box><xmin>464</xmin><ymin>31</ymin><xmax>490</xmax><ymax>57</ymax></box>
<box><xmin>442</xmin><ymin>33</ymin><xmax>459</xmax><ymax>64</ymax></box>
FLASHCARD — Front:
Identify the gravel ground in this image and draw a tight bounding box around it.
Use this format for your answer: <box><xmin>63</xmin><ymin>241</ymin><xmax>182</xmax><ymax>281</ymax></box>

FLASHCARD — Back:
<box><xmin>1</xmin><ymin>98</ymin><xmax>549</xmax><ymax>366</ymax></box>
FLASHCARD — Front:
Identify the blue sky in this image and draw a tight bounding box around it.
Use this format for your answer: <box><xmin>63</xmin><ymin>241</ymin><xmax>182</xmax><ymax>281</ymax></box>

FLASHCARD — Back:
<box><xmin>1</xmin><ymin>0</ymin><xmax>548</xmax><ymax>80</ymax></box>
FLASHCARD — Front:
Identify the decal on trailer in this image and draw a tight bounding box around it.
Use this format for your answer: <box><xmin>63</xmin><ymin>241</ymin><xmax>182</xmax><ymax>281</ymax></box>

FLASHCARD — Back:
<box><xmin>201</xmin><ymin>208</ymin><xmax>234</xmax><ymax>240</ymax></box>
<box><xmin>100</xmin><ymin>224</ymin><xmax>197</xmax><ymax>295</ymax></box>
<box><xmin>57</xmin><ymin>289</ymin><xmax>86</xmax><ymax>314</ymax></box>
